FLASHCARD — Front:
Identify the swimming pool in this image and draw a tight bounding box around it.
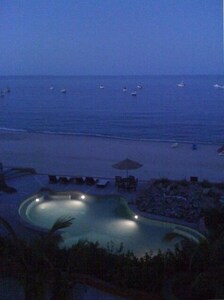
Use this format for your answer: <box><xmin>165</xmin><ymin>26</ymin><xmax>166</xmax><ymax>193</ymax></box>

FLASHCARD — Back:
<box><xmin>19</xmin><ymin>191</ymin><xmax>183</xmax><ymax>257</ymax></box>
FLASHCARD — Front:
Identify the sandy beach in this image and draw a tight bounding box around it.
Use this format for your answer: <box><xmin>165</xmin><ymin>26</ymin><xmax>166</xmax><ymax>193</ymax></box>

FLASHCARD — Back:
<box><xmin>0</xmin><ymin>131</ymin><xmax>224</xmax><ymax>182</ymax></box>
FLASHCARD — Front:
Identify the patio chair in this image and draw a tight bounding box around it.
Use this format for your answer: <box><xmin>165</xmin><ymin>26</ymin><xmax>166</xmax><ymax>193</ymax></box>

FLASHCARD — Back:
<box><xmin>59</xmin><ymin>176</ymin><xmax>70</xmax><ymax>184</ymax></box>
<box><xmin>127</xmin><ymin>181</ymin><xmax>137</xmax><ymax>191</ymax></box>
<box><xmin>75</xmin><ymin>177</ymin><xmax>85</xmax><ymax>184</ymax></box>
<box><xmin>96</xmin><ymin>179</ymin><xmax>109</xmax><ymax>188</ymax></box>
<box><xmin>48</xmin><ymin>175</ymin><xmax>58</xmax><ymax>184</ymax></box>
<box><xmin>68</xmin><ymin>177</ymin><xmax>75</xmax><ymax>183</ymax></box>
<box><xmin>115</xmin><ymin>176</ymin><xmax>122</xmax><ymax>186</ymax></box>
<box><xmin>117</xmin><ymin>179</ymin><xmax>126</xmax><ymax>190</ymax></box>
<box><xmin>85</xmin><ymin>177</ymin><xmax>97</xmax><ymax>185</ymax></box>
<box><xmin>127</xmin><ymin>176</ymin><xmax>138</xmax><ymax>191</ymax></box>
<box><xmin>128</xmin><ymin>175</ymin><xmax>136</xmax><ymax>182</ymax></box>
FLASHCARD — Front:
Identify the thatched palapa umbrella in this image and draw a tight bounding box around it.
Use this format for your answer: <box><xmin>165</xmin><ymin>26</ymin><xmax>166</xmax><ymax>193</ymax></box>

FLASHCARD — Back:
<box><xmin>112</xmin><ymin>158</ymin><xmax>142</xmax><ymax>177</ymax></box>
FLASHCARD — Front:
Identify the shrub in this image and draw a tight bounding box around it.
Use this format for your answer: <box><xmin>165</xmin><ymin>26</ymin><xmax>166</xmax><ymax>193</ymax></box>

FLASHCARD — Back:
<box><xmin>179</xmin><ymin>179</ymin><xmax>189</xmax><ymax>187</ymax></box>
<box><xmin>200</xmin><ymin>180</ymin><xmax>213</xmax><ymax>188</ymax></box>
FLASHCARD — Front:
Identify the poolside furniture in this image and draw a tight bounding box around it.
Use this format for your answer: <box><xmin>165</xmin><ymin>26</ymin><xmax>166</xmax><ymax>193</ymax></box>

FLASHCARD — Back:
<box><xmin>126</xmin><ymin>176</ymin><xmax>138</xmax><ymax>191</ymax></box>
<box><xmin>115</xmin><ymin>176</ymin><xmax>122</xmax><ymax>186</ymax></box>
<box><xmin>127</xmin><ymin>181</ymin><xmax>137</xmax><ymax>191</ymax></box>
<box><xmin>59</xmin><ymin>176</ymin><xmax>70</xmax><ymax>184</ymax></box>
<box><xmin>68</xmin><ymin>177</ymin><xmax>76</xmax><ymax>183</ymax></box>
<box><xmin>115</xmin><ymin>175</ymin><xmax>138</xmax><ymax>191</ymax></box>
<box><xmin>117</xmin><ymin>179</ymin><xmax>126</xmax><ymax>190</ymax></box>
<box><xmin>48</xmin><ymin>175</ymin><xmax>58</xmax><ymax>184</ymax></box>
<box><xmin>96</xmin><ymin>179</ymin><xmax>109</xmax><ymax>188</ymax></box>
<box><xmin>85</xmin><ymin>177</ymin><xmax>97</xmax><ymax>185</ymax></box>
<box><xmin>75</xmin><ymin>177</ymin><xmax>85</xmax><ymax>184</ymax></box>
<box><xmin>128</xmin><ymin>175</ymin><xmax>137</xmax><ymax>182</ymax></box>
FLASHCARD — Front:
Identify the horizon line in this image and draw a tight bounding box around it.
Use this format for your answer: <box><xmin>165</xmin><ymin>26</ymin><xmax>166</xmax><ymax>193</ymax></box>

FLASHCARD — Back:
<box><xmin>0</xmin><ymin>74</ymin><xmax>223</xmax><ymax>77</ymax></box>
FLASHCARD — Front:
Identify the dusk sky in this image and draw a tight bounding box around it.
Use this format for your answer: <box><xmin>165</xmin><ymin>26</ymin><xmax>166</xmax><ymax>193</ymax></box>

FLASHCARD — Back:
<box><xmin>0</xmin><ymin>0</ymin><xmax>223</xmax><ymax>76</ymax></box>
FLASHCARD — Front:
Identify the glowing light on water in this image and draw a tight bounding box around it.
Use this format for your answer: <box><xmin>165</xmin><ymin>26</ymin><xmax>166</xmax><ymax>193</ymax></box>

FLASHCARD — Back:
<box><xmin>37</xmin><ymin>200</ymin><xmax>86</xmax><ymax>211</ymax></box>
<box><xmin>68</xmin><ymin>200</ymin><xmax>85</xmax><ymax>207</ymax></box>
<box><xmin>38</xmin><ymin>202</ymin><xmax>52</xmax><ymax>210</ymax></box>
<box><xmin>20</xmin><ymin>194</ymin><xmax>188</xmax><ymax>255</ymax></box>
<box><xmin>108</xmin><ymin>219</ymin><xmax>138</xmax><ymax>234</ymax></box>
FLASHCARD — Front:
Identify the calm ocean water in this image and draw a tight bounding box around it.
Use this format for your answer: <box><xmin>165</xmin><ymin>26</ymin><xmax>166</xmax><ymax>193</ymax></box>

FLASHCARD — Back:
<box><xmin>0</xmin><ymin>75</ymin><xmax>224</xmax><ymax>144</ymax></box>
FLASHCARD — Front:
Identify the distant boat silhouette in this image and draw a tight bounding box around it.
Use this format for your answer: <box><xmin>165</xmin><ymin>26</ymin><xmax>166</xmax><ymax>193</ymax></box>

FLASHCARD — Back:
<box><xmin>137</xmin><ymin>84</ymin><xmax>143</xmax><ymax>89</ymax></box>
<box><xmin>99</xmin><ymin>85</ymin><xmax>104</xmax><ymax>89</ymax></box>
<box><xmin>60</xmin><ymin>88</ymin><xmax>66</xmax><ymax>93</ymax></box>
<box><xmin>177</xmin><ymin>81</ymin><xmax>185</xmax><ymax>87</ymax></box>
<box><xmin>131</xmin><ymin>91</ymin><xmax>137</xmax><ymax>96</ymax></box>
<box><xmin>123</xmin><ymin>87</ymin><xmax>127</xmax><ymax>92</ymax></box>
<box><xmin>50</xmin><ymin>86</ymin><xmax>54</xmax><ymax>90</ymax></box>
<box><xmin>213</xmin><ymin>84</ymin><xmax>224</xmax><ymax>89</ymax></box>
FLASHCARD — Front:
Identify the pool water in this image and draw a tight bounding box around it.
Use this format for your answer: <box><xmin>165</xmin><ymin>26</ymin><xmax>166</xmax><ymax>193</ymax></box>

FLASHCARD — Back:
<box><xmin>20</xmin><ymin>193</ymin><xmax>181</xmax><ymax>257</ymax></box>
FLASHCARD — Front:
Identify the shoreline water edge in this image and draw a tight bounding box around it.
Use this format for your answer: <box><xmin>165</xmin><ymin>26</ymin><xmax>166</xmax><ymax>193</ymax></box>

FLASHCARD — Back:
<box><xmin>0</xmin><ymin>127</ymin><xmax>223</xmax><ymax>145</ymax></box>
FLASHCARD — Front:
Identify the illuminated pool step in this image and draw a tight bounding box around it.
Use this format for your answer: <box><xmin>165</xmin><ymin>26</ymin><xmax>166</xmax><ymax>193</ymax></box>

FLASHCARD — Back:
<box><xmin>48</xmin><ymin>195</ymin><xmax>72</xmax><ymax>200</ymax></box>
<box><xmin>173</xmin><ymin>227</ymin><xmax>206</xmax><ymax>243</ymax></box>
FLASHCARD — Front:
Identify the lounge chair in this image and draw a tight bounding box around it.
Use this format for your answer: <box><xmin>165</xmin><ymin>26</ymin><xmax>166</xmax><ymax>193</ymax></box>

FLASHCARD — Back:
<box><xmin>96</xmin><ymin>179</ymin><xmax>109</xmax><ymax>188</ymax></box>
<box><xmin>48</xmin><ymin>175</ymin><xmax>58</xmax><ymax>184</ymax></box>
<box><xmin>68</xmin><ymin>177</ymin><xmax>75</xmax><ymax>183</ymax></box>
<box><xmin>59</xmin><ymin>176</ymin><xmax>70</xmax><ymax>184</ymax></box>
<box><xmin>75</xmin><ymin>177</ymin><xmax>85</xmax><ymax>184</ymax></box>
<box><xmin>85</xmin><ymin>177</ymin><xmax>97</xmax><ymax>185</ymax></box>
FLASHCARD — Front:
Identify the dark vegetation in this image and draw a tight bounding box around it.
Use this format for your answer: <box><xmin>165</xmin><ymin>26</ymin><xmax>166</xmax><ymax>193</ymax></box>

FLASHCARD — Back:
<box><xmin>136</xmin><ymin>178</ymin><xmax>224</xmax><ymax>223</ymax></box>
<box><xmin>0</xmin><ymin>206</ymin><xmax>224</xmax><ymax>299</ymax></box>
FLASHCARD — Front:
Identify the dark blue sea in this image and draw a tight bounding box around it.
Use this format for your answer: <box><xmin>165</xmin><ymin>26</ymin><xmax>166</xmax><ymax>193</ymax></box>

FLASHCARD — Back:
<box><xmin>0</xmin><ymin>75</ymin><xmax>224</xmax><ymax>144</ymax></box>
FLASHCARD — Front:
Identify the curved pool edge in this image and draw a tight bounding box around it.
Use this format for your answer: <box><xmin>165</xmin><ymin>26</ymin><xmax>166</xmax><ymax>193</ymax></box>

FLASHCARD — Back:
<box><xmin>18</xmin><ymin>190</ymin><xmax>206</xmax><ymax>244</ymax></box>
<box><xmin>18</xmin><ymin>193</ymin><xmax>50</xmax><ymax>234</ymax></box>
<box><xmin>18</xmin><ymin>190</ymin><xmax>87</xmax><ymax>234</ymax></box>
<box><xmin>127</xmin><ymin>203</ymin><xmax>206</xmax><ymax>243</ymax></box>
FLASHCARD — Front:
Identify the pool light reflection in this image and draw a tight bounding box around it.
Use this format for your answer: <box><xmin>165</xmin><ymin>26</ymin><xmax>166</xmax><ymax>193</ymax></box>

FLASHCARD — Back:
<box><xmin>81</xmin><ymin>195</ymin><xmax>86</xmax><ymax>200</ymax></box>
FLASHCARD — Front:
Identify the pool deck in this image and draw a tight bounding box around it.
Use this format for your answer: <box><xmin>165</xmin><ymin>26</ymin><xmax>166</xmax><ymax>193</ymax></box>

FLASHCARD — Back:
<box><xmin>0</xmin><ymin>172</ymin><xmax>201</xmax><ymax>240</ymax></box>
